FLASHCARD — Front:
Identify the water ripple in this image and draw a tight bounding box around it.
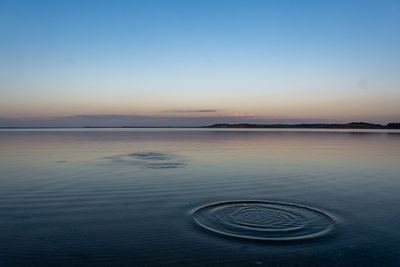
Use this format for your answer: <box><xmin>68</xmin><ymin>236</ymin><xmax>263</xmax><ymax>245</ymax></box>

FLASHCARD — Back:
<box><xmin>192</xmin><ymin>200</ymin><xmax>339</xmax><ymax>242</ymax></box>
<box><xmin>127</xmin><ymin>152</ymin><xmax>170</xmax><ymax>161</ymax></box>
<box><xmin>102</xmin><ymin>151</ymin><xmax>188</xmax><ymax>169</ymax></box>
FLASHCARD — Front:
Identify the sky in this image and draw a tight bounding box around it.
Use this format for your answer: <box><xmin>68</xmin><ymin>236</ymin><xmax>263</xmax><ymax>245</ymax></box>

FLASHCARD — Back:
<box><xmin>0</xmin><ymin>0</ymin><xmax>399</xmax><ymax>126</ymax></box>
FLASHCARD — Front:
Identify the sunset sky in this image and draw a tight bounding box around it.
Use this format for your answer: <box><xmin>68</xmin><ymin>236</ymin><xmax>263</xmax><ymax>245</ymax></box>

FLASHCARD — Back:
<box><xmin>1</xmin><ymin>0</ymin><xmax>399</xmax><ymax>126</ymax></box>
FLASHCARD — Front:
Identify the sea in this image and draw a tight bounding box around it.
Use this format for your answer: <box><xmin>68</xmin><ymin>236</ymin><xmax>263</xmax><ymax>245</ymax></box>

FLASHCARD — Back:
<box><xmin>0</xmin><ymin>128</ymin><xmax>399</xmax><ymax>266</ymax></box>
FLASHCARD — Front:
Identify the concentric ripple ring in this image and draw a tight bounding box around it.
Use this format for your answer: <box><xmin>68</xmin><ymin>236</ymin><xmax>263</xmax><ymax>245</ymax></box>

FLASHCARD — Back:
<box><xmin>192</xmin><ymin>200</ymin><xmax>339</xmax><ymax>241</ymax></box>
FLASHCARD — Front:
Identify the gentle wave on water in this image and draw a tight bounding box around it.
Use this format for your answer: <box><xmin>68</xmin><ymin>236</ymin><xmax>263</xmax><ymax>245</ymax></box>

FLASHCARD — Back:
<box><xmin>192</xmin><ymin>200</ymin><xmax>339</xmax><ymax>242</ymax></box>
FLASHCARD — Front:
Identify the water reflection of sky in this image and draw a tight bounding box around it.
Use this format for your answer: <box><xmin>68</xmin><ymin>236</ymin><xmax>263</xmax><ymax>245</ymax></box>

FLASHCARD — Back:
<box><xmin>1</xmin><ymin>130</ymin><xmax>399</xmax><ymax>170</ymax></box>
<box><xmin>1</xmin><ymin>130</ymin><xmax>400</xmax><ymax>265</ymax></box>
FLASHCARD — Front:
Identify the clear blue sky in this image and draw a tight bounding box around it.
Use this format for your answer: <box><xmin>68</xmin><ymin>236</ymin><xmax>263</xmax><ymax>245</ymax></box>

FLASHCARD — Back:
<box><xmin>0</xmin><ymin>0</ymin><xmax>399</xmax><ymax>126</ymax></box>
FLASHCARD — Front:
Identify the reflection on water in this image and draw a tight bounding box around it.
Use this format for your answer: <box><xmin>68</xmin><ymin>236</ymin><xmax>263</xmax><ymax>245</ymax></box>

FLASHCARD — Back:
<box><xmin>0</xmin><ymin>129</ymin><xmax>400</xmax><ymax>266</ymax></box>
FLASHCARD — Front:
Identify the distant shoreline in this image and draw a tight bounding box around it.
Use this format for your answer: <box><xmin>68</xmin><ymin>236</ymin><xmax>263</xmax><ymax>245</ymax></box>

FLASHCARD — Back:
<box><xmin>0</xmin><ymin>122</ymin><xmax>399</xmax><ymax>129</ymax></box>
<box><xmin>206</xmin><ymin>122</ymin><xmax>400</xmax><ymax>129</ymax></box>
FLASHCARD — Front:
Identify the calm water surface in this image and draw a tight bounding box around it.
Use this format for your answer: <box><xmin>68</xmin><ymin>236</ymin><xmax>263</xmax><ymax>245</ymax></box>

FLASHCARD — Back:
<box><xmin>0</xmin><ymin>129</ymin><xmax>400</xmax><ymax>266</ymax></box>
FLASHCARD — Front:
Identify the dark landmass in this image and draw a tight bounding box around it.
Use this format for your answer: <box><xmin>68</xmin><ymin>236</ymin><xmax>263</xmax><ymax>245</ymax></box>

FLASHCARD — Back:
<box><xmin>207</xmin><ymin>122</ymin><xmax>400</xmax><ymax>129</ymax></box>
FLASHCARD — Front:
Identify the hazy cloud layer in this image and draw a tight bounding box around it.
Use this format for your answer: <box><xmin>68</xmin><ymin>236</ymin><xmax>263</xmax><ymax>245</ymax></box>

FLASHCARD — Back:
<box><xmin>172</xmin><ymin>109</ymin><xmax>218</xmax><ymax>113</ymax></box>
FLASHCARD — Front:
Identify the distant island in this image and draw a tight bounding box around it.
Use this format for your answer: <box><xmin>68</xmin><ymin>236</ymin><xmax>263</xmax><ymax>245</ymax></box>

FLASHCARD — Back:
<box><xmin>206</xmin><ymin>122</ymin><xmax>400</xmax><ymax>129</ymax></box>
